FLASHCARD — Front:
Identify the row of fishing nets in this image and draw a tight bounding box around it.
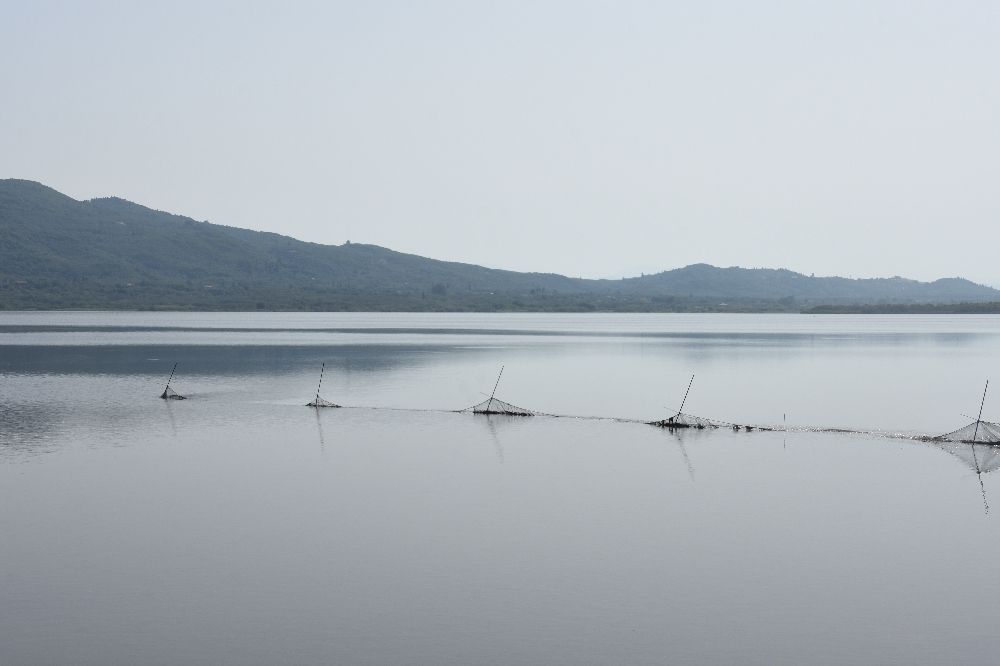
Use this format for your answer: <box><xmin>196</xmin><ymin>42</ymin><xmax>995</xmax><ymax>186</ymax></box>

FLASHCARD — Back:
<box><xmin>159</xmin><ymin>362</ymin><xmax>999</xmax><ymax>455</ymax></box>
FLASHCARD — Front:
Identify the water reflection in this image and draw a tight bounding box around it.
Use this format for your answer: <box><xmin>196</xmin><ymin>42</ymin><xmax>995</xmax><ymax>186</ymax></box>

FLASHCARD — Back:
<box><xmin>314</xmin><ymin>406</ymin><xmax>327</xmax><ymax>455</ymax></box>
<box><xmin>0</xmin><ymin>322</ymin><xmax>993</xmax><ymax>349</ymax></box>
<box><xmin>929</xmin><ymin>440</ymin><xmax>1000</xmax><ymax>515</ymax></box>
<box><xmin>676</xmin><ymin>436</ymin><xmax>695</xmax><ymax>481</ymax></box>
<box><xmin>475</xmin><ymin>414</ymin><xmax>509</xmax><ymax>463</ymax></box>
<box><xmin>937</xmin><ymin>442</ymin><xmax>1000</xmax><ymax>475</ymax></box>
<box><xmin>163</xmin><ymin>399</ymin><xmax>178</xmax><ymax>437</ymax></box>
<box><xmin>652</xmin><ymin>424</ymin><xmax>731</xmax><ymax>482</ymax></box>
<box><xmin>973</xmin><ymin>444</ymin><xmax>991</xmax><ymax>515</ymax></box>
<box><xmin>0</xmin><ymin>403</ymin><xmax>61</xmax><ymax>459</ymax></box>
<box><xmin>0</xmin><ymin>344</ymin><xmax>471</xmax><ymax>376</ymax></box>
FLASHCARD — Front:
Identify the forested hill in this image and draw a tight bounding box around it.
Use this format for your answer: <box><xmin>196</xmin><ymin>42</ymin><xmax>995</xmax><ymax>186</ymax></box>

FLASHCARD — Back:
<box><xmin>1</xmin><ymin>179</ymin><xmax>997</xmax><ymax>311</ymax></box>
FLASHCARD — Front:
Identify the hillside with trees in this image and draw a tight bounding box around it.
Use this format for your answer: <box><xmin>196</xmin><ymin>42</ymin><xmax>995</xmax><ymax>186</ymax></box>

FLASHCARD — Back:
<box><xmin>2</xmin><ymin>179</ymin><xmax>997</xmax><ymax>311</ymax></box>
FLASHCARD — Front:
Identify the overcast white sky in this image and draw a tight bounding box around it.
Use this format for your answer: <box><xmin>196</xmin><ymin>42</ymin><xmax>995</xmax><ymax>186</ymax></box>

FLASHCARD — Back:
<box><xmin>2</xmin><ymin>1</ymin><xmax>998</xmax><ymax>284</ymax></box>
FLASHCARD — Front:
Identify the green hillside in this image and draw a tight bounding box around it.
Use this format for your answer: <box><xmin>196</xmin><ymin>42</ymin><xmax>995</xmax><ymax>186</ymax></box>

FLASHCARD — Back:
<box><xmin>1</xmin><ymin>179</ymin><xmax>997</xmax><ymax>311</ymax></box>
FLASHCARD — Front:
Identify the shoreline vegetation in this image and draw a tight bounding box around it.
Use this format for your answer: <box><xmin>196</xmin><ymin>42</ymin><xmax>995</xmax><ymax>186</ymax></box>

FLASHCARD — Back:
<box><xmin>802</xmin><ymin>302</ymin><xmax>1000</xmax><ymax>314</ymax></box>
<box><xmin>2</xmin><ymin>294</ymin><xmax>1000</xmax><ymax>314</ymax></box>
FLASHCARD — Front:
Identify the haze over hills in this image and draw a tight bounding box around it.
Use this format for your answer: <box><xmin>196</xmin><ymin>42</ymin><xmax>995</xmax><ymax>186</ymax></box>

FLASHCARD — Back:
<box><xmin>1</xmin><ymin>179</ymin><xmax>998</xmax><ymax>312</ymax></box>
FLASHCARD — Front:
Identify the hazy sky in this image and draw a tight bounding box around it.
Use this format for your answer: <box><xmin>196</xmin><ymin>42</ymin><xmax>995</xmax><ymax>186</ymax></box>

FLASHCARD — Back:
<box><xmin>2</xmin><ymin>1</ymin><xmax>998</xmax><ymax>284</ymax></box>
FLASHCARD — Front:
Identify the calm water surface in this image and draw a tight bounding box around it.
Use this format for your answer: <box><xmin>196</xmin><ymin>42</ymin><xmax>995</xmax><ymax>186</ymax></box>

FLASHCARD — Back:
<box><xmin>2</xmin><ymin>312</ymin><xmax>1000</xmax><ymax>665</ymax></box>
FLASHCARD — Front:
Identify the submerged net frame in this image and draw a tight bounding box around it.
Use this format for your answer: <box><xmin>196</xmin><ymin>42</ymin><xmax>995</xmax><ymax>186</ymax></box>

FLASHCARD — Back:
<box><xmin>931</xmin><ymin>381</ymin><xmax>999</xmax><ymax>444</ymax></box>
<box><xmin>463</xmin><ymin>396</ymin><xmax>537</xmax><ymax>416</ymax></box>
<box><xmin>159</xmin><ymin>362</ymin><xmax>186</xmax><ymax>400</ymax></box>
<box><xmin>306</xmin><ymin>362</ymin><xmax>341</xmax><ymax>408</ymax></box>
<box><xmin>647</xmin><ymin>374</ymin><xmax>774</xmax><ymax>431</ymax></box>
<box><xmin>307</xmin><ymin>395</ymin><xmax>341</xmax><ymax>408</ymax></box>
<box><xmin>648</xmin><ymin>374</ymin><xmax>733</xmax><ymax>430</ymax></box>
<box><xmin>648</xmin><ymin>411</ymin><xmax>729</xmax><ymax>429</ymax></box>
<box><xmin>460</xmin><ymin>366</ymin><xmax>536</xmax><ymax>417</ymax></box>
<box><xmin>922</xmin><ymin>382</ymin><xmax>998</xmax><ymax>514</ymax></box>
<box><xmin>161</xmin><ymin>386</ymin><xmax>186</xmax><ymax>400</ymax></box>
<box><xmin>931</xmin><ymin>420</ymin><xmax>1000</xmax><ymax>444</ymax></box>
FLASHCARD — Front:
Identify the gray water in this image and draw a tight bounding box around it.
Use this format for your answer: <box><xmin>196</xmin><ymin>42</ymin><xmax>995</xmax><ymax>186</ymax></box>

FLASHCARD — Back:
<box><xmin>2</xmin><ymin>312</ymin><xmax>1000</xmax><ymax>665</ymax></box>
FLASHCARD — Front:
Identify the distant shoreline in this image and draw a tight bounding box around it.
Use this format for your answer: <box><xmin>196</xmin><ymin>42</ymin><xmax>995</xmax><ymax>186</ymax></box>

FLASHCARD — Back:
<box><xmin>3</xmin><ymin>304</ymin><xmax>1000</xmax><ymax>315</ymax></box>
<box><xmin>802</xmin><ymin>303</ymin><xmax>1000</xmax><ymax>314</ymax></box>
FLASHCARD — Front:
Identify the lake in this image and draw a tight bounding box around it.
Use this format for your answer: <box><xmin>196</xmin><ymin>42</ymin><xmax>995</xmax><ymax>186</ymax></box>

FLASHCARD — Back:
<box><xmin>2</xmin><ymin>312</ymin><xmax>1000</xmax><ymax>665</ymax></box>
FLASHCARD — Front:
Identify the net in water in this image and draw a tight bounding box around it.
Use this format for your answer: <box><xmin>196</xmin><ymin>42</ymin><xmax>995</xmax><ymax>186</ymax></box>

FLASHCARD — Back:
<box><xmin>462</xmin><ymin>365</ymin><xmax>536</xmax><ymax>416</ymax></box>
<box><xmin>306</xmin><ymin>362</ymin><xmax>341</xmax><ymax>408</ymax></box>
<box><xmin>649</xmin><ymin>412</ymin><xmax>725</xmax><ymax>429</ymax></box>
<box><xmin>462</xmin><ymin>396</ymin><xmax>536</xmax><ymax>416</ymax></box>
<box><xmin>159</xmin><ymin>362</ymin><xmax>185</xmax><ymax>400</ymax></box>
<box><xmin>933</xmin><ymin>420</ymin><xmax>1000</xmax><ymax>444</ymax></box>
<box><xmin>648</xmin><ymin>375</ymin><xmax>740</xmax><ymax>429</ymax></box>
<box><xmin>307</xmin><ymin>395</ymin><xmax>341</xmax><ymax>408</ymax></box>
<box><xmin>160</xmin><ymin>385</ymin><xmax>186</xmax><ymax>400</ymax></box>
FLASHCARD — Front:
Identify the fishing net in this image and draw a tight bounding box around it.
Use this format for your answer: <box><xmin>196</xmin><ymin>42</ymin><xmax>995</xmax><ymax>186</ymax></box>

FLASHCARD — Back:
<box><xmin>462</xmin><ymin>397</ymin><xmax>536</xmax><ymax>416</ymax></box>
<box><xmin>648</xmin><ymin>412</ymin><xmax>727</xmax><ymax>429</ymax></box>
<box><xmin>160</xmin><ymin>386</ymin><xmax>186</xmax><ymax>400</ymax></box>
<box><xmin>933</xmin><ymin>420</ymin><xmax>1000</xmax><ymax>444</ymax></box>
<box><xmin>159</xmin><ymin>362</ymin><xmax>185</xmax><ymax>400</ymax></box>
<box><xmin>307</xmin><ymin>396</ymin><xmax>341</xmax><ymax>408</ymax></box>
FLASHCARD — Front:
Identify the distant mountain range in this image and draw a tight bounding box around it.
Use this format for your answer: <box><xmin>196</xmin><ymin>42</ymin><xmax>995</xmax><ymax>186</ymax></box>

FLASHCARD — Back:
<box><xmin>1</xmin><ymin>179</ymin><xmax>998</xmax><ymax>312</ymax></box>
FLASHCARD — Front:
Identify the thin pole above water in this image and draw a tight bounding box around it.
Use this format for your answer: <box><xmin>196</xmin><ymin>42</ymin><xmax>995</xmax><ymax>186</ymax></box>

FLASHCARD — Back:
<box><xmin>969</xmin><ymin>380</ymin><xmax>990</xmax><ymax>515</ymax></box>
<box><xmin>677</xmin><ymin>374</ymin><xmax>694</xmax><ymax>416</ymax></box>
<box><xmin>164</xmin><ymin>362</ymin><xmax>177</xmax><ymax>393</ymax></box>
<box><xmin>972</xmin><ymin>380</ymin><xmax>989</xmax><ymax>444</ymax></box>
<box><xmin>315</xmin><ymin>362</ymin><xmax>326</xmax><ymax>402</ymax></box>
<box><xmin>487</xmin><ymin>365</ymin><xmax>504</xmax><ymax>413</ymax></box>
